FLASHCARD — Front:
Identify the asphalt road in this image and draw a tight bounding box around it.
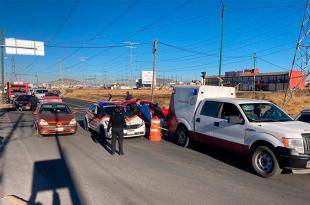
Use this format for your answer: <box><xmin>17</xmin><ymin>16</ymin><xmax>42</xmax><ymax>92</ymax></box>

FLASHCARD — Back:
<box><xmin>0</xmin><ymin>98</ymin><xmax>309</xmax><ymax>205</ymax></box>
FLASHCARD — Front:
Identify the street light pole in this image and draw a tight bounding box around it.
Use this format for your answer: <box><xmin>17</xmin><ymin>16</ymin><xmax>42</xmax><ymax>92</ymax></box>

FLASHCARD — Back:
<box><xmin>218</xmin><ymin>0</ymin><xmax>225</xmax><ymax>86</ymax></box>
<box><xmin>124</xmin><ymin>42</ymin><xmax>138</xmax><ymax>89</ymax></box>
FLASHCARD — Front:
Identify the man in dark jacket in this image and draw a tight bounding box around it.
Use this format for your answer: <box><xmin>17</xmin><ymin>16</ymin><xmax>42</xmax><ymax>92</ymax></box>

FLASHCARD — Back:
<box><xmin>30</xmin><ymin>93</ymin><xmax>39</xmax><ymax>111</ymax></box>
<box><xmin>125</xmin><ymin>91</ymin><xmax>133</xmax><ymax>101</ymax></box>
<box><xmin>107</xmin><ymin>106</ymin><xmax>126</xmax><ymax>155</ymax></box>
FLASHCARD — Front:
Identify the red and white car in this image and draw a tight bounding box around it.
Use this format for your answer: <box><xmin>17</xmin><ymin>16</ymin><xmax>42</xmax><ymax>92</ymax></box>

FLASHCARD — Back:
<box><xmin>84</xmin><ymin>101</ymin><xmax>145</xmax><ymax>138</ymax></box>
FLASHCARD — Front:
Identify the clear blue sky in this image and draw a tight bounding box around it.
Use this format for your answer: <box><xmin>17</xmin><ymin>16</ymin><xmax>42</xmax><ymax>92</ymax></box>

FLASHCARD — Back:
<box><xmin>0</xmin><ymin>0</ymin><xmax>304</xmax><ymax>83</ymax></box>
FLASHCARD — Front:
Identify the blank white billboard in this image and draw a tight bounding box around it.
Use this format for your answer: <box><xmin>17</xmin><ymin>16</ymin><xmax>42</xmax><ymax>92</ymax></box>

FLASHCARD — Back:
<box><xmin>5</xmin><ymin>38</ymin><xmax>44</xmax><ymax>56</ymax></box>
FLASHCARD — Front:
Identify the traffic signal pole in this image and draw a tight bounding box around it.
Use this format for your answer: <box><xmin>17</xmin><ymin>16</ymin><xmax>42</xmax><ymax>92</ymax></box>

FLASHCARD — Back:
<box><xmin>218</xmin><ymin>0</ymin><xmax>224</xmax><ymax>86</ymax></box>
<box><xmin>151</xmin><ymin>40</ymin><xmax>157</xmax><ymax>102</ymax></box>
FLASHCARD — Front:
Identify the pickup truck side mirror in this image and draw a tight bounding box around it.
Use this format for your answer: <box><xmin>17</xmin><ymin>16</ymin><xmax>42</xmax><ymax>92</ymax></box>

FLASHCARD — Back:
<box><xmin>228</xmin><ymin>116</ymin><xmax>244</xmax><ymax>125</ymax></box>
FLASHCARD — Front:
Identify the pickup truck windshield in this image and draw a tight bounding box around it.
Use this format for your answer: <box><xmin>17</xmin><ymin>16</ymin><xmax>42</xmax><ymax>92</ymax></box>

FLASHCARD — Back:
<box><xmin>240</xmin><ymin>103</ymin><xmax>292</xmax><ymax>122</ymax></box>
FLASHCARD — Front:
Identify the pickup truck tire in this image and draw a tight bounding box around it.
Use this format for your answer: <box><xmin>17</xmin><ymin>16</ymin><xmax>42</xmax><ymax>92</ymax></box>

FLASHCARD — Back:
<box><xmin>84</xmin><ymin>118</ymin><xmax>89</xmax><ymax>131</ymax></box>
<box><xmin>176</xmin><ymin>126</ymin><xmax>189</xmax><ymax>147</ymax></box>
<box><xmin>251</xmin><ymin>145</ymin><xmax>282</xmax><ymax>178</ymax></box>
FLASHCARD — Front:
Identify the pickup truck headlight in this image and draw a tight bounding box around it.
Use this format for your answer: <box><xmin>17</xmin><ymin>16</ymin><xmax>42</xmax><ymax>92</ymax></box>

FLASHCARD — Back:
<box><xmin>39</xmin><ymin>119</ymin><xmax>49</xmax><ymax>126</ymax></box>
<box><xmin>282</xmin><ymin>138</ymin><xmax>304</xmax><ymax>154</ymax></box>
<box><xmin>69</xmin><ymin>118</ymin><xmax>77</xmax><ymax>125</ymax></box>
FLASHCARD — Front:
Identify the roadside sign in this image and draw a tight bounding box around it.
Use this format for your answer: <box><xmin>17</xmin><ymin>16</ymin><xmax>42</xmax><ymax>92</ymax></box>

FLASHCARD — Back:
<box><xmin>142</xmin><ymin>71</ymin><xmax>154</xmax><ymax>85</ymax></box>
<box><xmin>5</xmin><ymin>38</ymin><xmax>44</xmax><ymax>56</ymax></box>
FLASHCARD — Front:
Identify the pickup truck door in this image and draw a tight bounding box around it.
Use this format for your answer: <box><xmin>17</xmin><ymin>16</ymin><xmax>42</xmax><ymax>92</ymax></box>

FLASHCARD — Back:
<box><xmin>213</xmin><ymin>103</ymin><xmax>247</xmax><ymax>153</ymax></box>
<box><xmin>194</xmin><ymin>101</ymin><xmax>222</xmax><ymax>142</ymax></box>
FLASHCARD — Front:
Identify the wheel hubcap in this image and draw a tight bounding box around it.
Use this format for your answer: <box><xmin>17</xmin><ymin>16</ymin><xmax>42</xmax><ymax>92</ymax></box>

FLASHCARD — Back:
<box><xmin>256</xmin><ymin>151</ymin><xmax>273</xmax><ymax>173</ymax></box>
<box><xmin>178</xmin><ymin>130</ymin><xmax>186</xmax><ymax>144</ymax></box>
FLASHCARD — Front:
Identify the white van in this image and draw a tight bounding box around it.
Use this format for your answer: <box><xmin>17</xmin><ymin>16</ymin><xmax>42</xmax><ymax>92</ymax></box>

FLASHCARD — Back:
<box><xmin>32</xmin><ymin>88</ymin><xmax>48</xmax><ymax>100</ymax></box>
<box><xmin>167</xmin><ymin>85</ymin><xmax>310</xmax><ymax>177</ymax></box>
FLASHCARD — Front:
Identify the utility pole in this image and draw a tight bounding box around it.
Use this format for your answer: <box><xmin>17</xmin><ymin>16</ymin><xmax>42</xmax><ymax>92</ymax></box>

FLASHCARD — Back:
<box><xmin>124</xmin><ymin>42</ymin><xmax>138</xmax><ymax>89</ymax></box>
<box><xmin>253</xmin><ymin>52</ymin><xmax>256</xmax><ymax>93</ymax></box>
<box><xmin>35</xmin><ymin>72</ymin><xmax>39</xmax><ymax>85</ymax></box>
<box><xmin>151</xmin><ymin>39</ymin><xmax>157</xmax><ymax>102</ymax></box>
<box><xmin>218</xmin><ymin>0</ymin><xmax>225</xmax><ymax>86</ymax></box>
<box><xmin>1</xmin><ymin>30</ymin><xmax>4</xmax><ymax>101</ymax></box>
<box><xmin>11</xmin><ymin>56</ymin><xmax>16</xmax><ymax>82</ymax></box>
<box><xmin>59</xmin><ymin>61</ymin><xmax>64</xmax><ymax>90</ymax></box>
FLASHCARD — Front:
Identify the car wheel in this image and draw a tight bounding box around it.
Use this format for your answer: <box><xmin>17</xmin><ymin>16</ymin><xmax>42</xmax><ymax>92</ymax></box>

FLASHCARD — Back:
<box><xmin>251</xmin><ymin>145</ymin><xmax>282</xmax><ymax>178</ymax></box>
<box><xmin>176</xmin><ymin>125</ymin><xmax>189</xmax><ymax>147</ymax></box>
<box><xmin>84</xmin><ymin>118</ymin><xmax>89</xmax><ymax>131</ymax></box>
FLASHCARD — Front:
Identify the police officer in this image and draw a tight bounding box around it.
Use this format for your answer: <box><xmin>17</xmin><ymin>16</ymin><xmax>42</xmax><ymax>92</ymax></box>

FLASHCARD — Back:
<box><xmin>30</xmin><ymin>93</ymin><xmax>39</xmax><ymax>111</ymax></box>
<box><xmin>107</xmin><ymin>106</ymin><xmax>126</xmax><ymax>155</ymax></box>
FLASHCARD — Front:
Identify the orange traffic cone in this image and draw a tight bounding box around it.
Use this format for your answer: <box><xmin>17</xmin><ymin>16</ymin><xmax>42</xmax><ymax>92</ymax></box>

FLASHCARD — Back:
<box><xmin>149</xmin><ymin>116</ymin><xmax>161</xmax><ymax>141</ymax></box>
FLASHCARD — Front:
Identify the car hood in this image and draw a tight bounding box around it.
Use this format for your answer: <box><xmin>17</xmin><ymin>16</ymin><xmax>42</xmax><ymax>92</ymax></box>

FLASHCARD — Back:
<box><xmin>250</xmin><ymin>121</ymin><xmax>310</xmax><ymax>138</ymax></box>
<box><xmin>38</xmin><ymin>114</ymin><xmax>75</xmax><ymax>123</ymax></box>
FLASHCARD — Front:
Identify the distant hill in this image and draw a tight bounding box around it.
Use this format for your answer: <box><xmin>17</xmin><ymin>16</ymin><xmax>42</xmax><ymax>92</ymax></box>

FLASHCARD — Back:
<box><xmin>48</xmin><ymin>78</ymin><xmax>83</xmax><ymax>86</ymax></box>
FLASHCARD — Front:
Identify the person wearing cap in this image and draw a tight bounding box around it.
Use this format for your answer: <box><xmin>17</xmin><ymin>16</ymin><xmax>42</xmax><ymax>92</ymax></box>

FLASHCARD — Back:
<box><xmin>107</xmin><ymin>106</ymin><xmax>126</xmax><ymax>155</ymax></box>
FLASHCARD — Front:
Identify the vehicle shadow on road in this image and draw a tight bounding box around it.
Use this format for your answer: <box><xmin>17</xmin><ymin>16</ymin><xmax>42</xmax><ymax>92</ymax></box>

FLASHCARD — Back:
<box><xmin>77</xmin><ymin>119</ymin><xmax>114</xmax><ymax>155</ymax></box>
<box><xmin>90</xmin><ymin>130</ymin><xmax>113</xmax><ymax>155</ymax></box>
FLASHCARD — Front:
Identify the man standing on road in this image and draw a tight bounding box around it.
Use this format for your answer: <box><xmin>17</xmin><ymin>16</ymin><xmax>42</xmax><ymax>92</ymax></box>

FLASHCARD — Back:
<box><xmin>125</xmin><ymin>91</ymin><xmax>133</xmax><ymax>101</ymax></box>
<box><xmin>30</xmin><ymin>93</ymin><xmax>39</xmax><ymax>111</ymax></box>
<box><xmin>107</xmin><ymin>106</ymin><xmax>126</xmax><ymax>155</ymax></box>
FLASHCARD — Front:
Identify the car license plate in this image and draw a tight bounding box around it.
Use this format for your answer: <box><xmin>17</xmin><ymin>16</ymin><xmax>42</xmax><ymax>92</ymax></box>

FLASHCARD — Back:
<box><xmin>25</xmin><ymin>106</ymin><xmax>30</xmax><ymax>110</ymax></box>
<box><xmin>306</xmin><ymin>161</ymin><xmax>310</xmax><ymax>168</ymax></box>
<box><xmin>55</xmin><ymin>127</ymin><xmax>64</xmax><ymax>132</ymax></box>
<box><xmin>126</xmin><ymin>129</ymin><xmax>134</xmax><ymax>134</ymax></box>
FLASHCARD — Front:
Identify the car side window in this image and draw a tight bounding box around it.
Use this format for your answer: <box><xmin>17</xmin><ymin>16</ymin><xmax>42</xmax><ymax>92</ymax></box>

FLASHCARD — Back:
<box><xmin>89</xmin><ymin>105</ymin><xmax>96</xmax><ymax>113</ymax></box>
<box><xmin>220</xmin><ymin>103</ymin><xmax>242</xmax><ymax>120</ymax></box>
<box><xmin>200</xmin><ymin>101</ymin><xmax>222</xmax><ymax>117</ymax></box>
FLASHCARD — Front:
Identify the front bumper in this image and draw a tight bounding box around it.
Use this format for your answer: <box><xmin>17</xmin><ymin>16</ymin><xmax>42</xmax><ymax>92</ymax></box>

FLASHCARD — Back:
<box><xmin>38</xmin><ymin>125</ymin><xmax>77</xmax><ymax>135</ymax></box>
<box><xmin>277</xmin><ymin>147</ymin><xmax>310</xmax><ymax>169</ymax></box>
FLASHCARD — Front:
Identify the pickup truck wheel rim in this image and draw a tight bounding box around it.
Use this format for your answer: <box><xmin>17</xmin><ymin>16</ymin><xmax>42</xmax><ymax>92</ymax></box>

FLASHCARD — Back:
<box><xmin>178</xmin><ymin>129</ymin><xmax>186</xmax><ymax>144</ymax></box>
<box><xmin>256</xmin><ymin>152</ymin><xmax>273</xmax><ymax>173</ymax></box>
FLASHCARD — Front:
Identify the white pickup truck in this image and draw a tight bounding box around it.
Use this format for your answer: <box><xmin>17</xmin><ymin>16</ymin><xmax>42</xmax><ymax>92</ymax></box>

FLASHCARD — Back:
<box><xmin>167</xmin><ymin>85</ymin><xmax>310</xmax><ymax>177</ymax></box>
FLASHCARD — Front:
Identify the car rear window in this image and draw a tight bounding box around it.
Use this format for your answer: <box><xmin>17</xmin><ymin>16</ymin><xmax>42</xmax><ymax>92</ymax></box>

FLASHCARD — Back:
<box><xmin>39</xmin><ymin>104</ymin><xmax>71</xmax><ymax>114</ymax></box>
<box><xmin>16</xmin><ymin>95</ymin><xmax>31</xmax><ymax>101</ymax></box>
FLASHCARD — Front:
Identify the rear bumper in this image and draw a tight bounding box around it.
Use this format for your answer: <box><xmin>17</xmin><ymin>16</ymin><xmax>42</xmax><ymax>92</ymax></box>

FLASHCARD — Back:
<box><xmin>38</xmin><ymin>125</ymin><xmax>77</xmax><ymax>135</ymax></box>
<box><xmin>277</xmin><ymin>147</ymin><xmax>310</xmax><ymax>169</ymax></box>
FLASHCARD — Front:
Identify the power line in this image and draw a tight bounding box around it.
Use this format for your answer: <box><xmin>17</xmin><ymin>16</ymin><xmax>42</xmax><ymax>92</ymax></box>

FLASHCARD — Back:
<box><xmin>22</xmin><ymin>0</ymin><xmax>81</xmax><ymax>72</ymax></box>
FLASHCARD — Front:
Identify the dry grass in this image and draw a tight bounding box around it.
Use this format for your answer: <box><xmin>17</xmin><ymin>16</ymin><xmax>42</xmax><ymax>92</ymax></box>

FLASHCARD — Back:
<box><xmin>237</xmin><ymin>90</ymin><xmax>310</xmax><ymax>117</ymax></box>
<box><xmin>64</xmin><ymin>89</ymin><xmax>310</xmax><ymax>117</ymax></box>
<box><xmin>64</xmin><ymin>89</ymin><xmax>172</xmax><ymax>107</ymax></box>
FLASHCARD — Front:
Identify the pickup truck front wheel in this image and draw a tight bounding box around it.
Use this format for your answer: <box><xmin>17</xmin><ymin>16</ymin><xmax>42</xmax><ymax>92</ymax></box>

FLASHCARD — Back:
<box><xmin>251</xmin><ymin>145</ymin><xmax>282</xmax><ymax>178</ymax></box>
<box><xmin>176</xmin><ymin>126</ymin><xmax>189</xmax><ymax>147</ymax></box>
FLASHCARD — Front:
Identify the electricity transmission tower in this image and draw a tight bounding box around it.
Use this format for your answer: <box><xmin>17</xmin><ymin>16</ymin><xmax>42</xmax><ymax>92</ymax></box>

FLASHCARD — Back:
<box><xmin>284</xmin><ymin>0</ymin><xmax>310</xmax><ymax>104</ymax></box>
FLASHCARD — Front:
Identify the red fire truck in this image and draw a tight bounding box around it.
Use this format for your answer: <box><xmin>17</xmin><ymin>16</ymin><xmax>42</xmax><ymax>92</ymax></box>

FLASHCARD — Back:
<box><xmin>7</xmin><ymin>82</ymin><xmax>29</xmax><ymax>103</ymax></box>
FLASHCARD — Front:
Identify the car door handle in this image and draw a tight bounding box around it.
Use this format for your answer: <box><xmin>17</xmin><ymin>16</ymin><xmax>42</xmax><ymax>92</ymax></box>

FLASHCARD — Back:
<box><xmin>196</xmin><ymin>118</ymin><xmax>200</xmax><ymax>123</ymax></box>
<box><xmin>214</xmin><ymin>122</ymin><xmax>219</xmax><ymax>127</ymax></box>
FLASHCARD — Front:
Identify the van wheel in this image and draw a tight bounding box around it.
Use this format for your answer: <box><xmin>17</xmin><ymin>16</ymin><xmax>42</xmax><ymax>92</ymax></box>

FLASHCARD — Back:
<box><xmin>176</xmin><ymin>126</ymin><xmax>189</xmax><ymax>147</ymax></box>
<box><xmin>251</xmin><ymin>146</ymin><xmax>282</xmax><ymax>178</ymax></box>
<box><xmin>84</xmin><ymin>118</ymin><xmax>89</xmax><ymax>131</ymax></box>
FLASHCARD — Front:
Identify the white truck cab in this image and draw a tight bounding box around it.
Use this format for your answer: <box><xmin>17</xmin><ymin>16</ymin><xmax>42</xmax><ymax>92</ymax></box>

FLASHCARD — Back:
<box><xmin>167</xmin><ymin>85</ymin><xmax>310</xmax><ymax>177</ymax></box>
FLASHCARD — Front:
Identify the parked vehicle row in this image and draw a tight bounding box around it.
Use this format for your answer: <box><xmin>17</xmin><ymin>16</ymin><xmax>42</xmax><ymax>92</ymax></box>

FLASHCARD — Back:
<box><xmin>12</xmin><ymin>85</ymin><xmax>310</xmax><ymax>178</ymax></box>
